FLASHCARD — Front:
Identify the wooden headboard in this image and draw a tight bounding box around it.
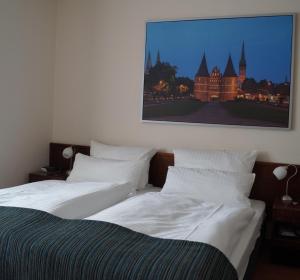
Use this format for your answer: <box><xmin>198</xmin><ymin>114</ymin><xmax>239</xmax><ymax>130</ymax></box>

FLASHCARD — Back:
<box><xmin>49</xmin><ymin>142</ymin><xmax>300</xmax><ymax>213</ymax></box>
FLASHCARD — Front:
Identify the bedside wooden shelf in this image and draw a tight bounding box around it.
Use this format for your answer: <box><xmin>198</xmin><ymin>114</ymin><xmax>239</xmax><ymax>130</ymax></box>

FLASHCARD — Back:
<box><xmin>273</xmin><ymin>199</ymin><xmax>300</xmax><ymax>223</ymax></box>
<box><xmin>271</xmin><ymin>198</ymin><xmax>300</xmax><ymax>266</ymax></box>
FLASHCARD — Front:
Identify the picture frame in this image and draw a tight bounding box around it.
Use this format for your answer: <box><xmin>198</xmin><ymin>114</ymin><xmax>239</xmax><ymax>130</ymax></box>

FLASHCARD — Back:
<box><xmin>142</xmin><ymin>14</ymin><xmax>295</xmax><ymax>129</ymax></box>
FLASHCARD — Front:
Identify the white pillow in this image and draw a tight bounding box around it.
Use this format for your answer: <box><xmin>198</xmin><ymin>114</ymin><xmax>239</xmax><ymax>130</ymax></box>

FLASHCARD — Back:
<box><xmin>67</xmin><ymin>153</ymin><xmax>145</xmax><ymax>191</ymax></box>
<box><xmin>90</xmin><ymin>140</ymin><xmax>156</xmax><ymax>189</ymax></box>
<box><xmin>162</xmin><ymin>166</ymin><xmax>256</xmax><ymax>207</ymax></box>
<box><xmin>174</xmin><ymin>149</ymin><xmax>257</xmax><ymax>173</ymax></box>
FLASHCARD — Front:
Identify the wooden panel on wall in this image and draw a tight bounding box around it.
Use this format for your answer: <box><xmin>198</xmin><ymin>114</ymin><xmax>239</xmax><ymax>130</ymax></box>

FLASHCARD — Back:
<box><xmin>251</xmin><ymin>161</ymin><xmax>300</xmax><ymax>213</ymax></box>
<box><xmin>49</xmin><ymin>142</ymin><xmax>90</xmax><ymax>171</ymax></box>
<box><xmin>148</xmin><ymin>152</ymin><xmax>174</xmax><ymax>188</ymax></box>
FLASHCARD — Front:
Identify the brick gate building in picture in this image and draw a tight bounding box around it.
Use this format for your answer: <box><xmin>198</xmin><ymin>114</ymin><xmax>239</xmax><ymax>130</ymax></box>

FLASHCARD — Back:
<box><xmin>194</xmin><ymin>42</ymin><xmax>246</xmax><ymax>102</ymax></box>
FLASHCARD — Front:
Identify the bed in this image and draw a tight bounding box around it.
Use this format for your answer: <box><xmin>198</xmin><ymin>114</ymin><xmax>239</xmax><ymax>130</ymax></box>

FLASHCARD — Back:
<box><xmin>0</xmin><ymin>180</ymin><xmax>134</xmax><ymax>219</ymax></box>
<box><xmin>85</xmin><ymin>190</ymin><xmax>265</xmax><ymax>280</ymax></box>
<box><xmin>1</xmin><ymin>142</ymin><xmax>299</xmax><ymax>280</ymax></box>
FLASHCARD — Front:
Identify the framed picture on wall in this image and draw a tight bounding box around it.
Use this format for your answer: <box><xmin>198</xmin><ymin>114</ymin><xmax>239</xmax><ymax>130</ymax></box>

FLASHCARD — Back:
<box><xmin>142</xmin><ymin>14</ymin><xmax>295</xmax><ymax>129</ymax></box>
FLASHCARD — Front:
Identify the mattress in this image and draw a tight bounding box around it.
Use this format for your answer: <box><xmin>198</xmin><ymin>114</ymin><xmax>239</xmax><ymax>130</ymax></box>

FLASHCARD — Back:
<box><xmin>230</xmin><ymin>199</ymin><xmax>265</xmax><ymax>280</ymax></box>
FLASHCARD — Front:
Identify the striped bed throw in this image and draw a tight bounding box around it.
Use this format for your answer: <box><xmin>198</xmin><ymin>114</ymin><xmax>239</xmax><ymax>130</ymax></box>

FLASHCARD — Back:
<box><xmin>0</xmin><ymin>206</ymin><xmax>237</xmax><ymax>280</ymax></box>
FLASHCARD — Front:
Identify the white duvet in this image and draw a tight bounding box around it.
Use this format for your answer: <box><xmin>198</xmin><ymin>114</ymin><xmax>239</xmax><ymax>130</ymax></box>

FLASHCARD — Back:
<box><xmin>0</xmin><ymin>180</ymin><xmax>133</xmax><ymax>219</ymax></box>
<box><xmin>86</xmin><ymin>192</ymin><xmax>255</xmax><ymax>261</ymax></box>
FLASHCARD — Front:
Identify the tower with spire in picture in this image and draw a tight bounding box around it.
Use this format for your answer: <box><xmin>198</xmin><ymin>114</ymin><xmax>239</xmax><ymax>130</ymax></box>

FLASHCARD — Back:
<box><xmin>193</xmin><ymin>53</ymin><xmax>210</xmax><ymax>101</ymax></box>
<box><xmin>156</xmin><ymin>50</ymin><xmax>161</xmax><ymax>65</ymax></box>
<box><xmin>193</xmin><ymin>42</ymin><xmax>246</xmax><ymax>101</ymax></box>
<box><xmin>145</xmin><ymin>51</ymin><xmax>152</xmax><ymax>75</ymax></box>
<box><xmin>239</xmin><ymin>41</ymin><xmax>246</xmax><ymax>86</ymax></box>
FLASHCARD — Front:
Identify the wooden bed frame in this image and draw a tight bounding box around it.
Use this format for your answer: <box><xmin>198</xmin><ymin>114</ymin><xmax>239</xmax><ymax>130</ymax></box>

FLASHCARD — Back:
<box><xmin>49</xmin><ymin>142</ymin><xmax>300</xmax><ymax>214</ymax></box>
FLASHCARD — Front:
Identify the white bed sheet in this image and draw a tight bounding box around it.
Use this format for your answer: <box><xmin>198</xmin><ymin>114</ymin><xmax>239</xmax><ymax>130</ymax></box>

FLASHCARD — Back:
<box><xmin>0</xmin><ymin>180</ymin><xmax>133</xmax><ymax>219</ymax></box>
<box><xmin>231</xmin><ymin>199</ymin><xmax>265</xmax><ymax>280</ymax></box>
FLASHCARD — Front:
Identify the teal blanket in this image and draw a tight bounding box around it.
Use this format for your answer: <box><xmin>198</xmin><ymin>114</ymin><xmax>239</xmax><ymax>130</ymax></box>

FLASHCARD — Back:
<box><xmin>0</xmin><ymin>206</ymin><xmax>237</xmax><ymax>280</ymax></box>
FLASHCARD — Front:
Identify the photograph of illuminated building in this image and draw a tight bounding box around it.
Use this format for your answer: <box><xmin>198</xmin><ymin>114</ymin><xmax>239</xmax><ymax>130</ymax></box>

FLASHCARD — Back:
<box><xmin>142</xmin><ymin>14</ymin><xmax>294</xmax><ymax>128</ymax></box>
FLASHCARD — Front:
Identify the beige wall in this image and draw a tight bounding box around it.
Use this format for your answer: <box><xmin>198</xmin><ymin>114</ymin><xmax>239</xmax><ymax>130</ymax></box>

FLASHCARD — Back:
<box><xmin>0</xmin><ymin>0</ymin><xmax>57</xmax><ymax>187</ymax></box>
<box><xmin>52</xmin><ymin>0</ymin><xmax>299</xmax><ymax>164</ymax></box>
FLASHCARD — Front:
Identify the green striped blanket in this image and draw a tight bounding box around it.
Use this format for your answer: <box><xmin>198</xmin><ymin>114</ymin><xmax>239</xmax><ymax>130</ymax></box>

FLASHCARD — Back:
<box><xmin>0</xmin><ymin>206</ymin><xmax>237</xmax><ymax>280</ymax></box>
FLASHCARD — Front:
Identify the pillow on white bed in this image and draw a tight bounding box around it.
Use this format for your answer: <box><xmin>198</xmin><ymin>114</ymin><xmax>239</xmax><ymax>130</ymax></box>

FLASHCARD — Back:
<box><xmin>67</xmin><ymin>153</ymin><xmax>145</xmax><ymax>191</ymax></box>
<box><xmin>162</xmin><ymin>166</ymin><xmax>255</xmax><ymax>207</ymax></box>
<box><xmin>90</xmin><ymin>140</ymin><xmax>156</xmax><ymax>189</ymax></box>
<box><xmin>174</xmin><ymin>149</ymin><xmax>257</xmax><ymax>173</ymax></box>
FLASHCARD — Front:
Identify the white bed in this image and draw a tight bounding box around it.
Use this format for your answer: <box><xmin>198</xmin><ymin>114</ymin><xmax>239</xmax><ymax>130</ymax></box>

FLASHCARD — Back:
<box><xmin>85</xmin><ymin>190</ymin><xmax>265</xmax><ymax>280</ymax></box>
<box><xmin>0</xmin><ymin>180</ymin><xmax>134</xmax><ymax>219</ymax></box>
<box><xmin>137</xmin><ymin>192</ymin><xmax>265</xmax><ymax>280</ymax></box>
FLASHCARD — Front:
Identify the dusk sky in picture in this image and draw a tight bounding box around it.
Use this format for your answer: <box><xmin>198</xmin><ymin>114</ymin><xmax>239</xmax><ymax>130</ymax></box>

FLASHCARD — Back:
<box><xmin>145</xmin><ymin>15</ymin><xmax>294</xmax><ymax>83</ymax></box>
